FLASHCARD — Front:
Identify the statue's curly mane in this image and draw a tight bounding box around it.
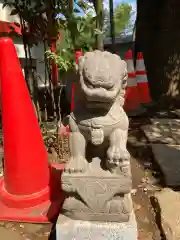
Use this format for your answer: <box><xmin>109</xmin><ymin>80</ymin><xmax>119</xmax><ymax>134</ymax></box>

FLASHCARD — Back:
<box><xmin>77</xmin><ymin>50</ymin><xmax>128</xmax><ymax>104</ymax></box>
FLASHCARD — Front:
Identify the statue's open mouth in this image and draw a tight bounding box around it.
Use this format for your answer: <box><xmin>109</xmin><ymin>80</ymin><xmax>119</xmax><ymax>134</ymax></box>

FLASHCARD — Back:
<box><xmin>85</xmin><ymin>100</ymin><xmax>111</xmax><ymax>110</ymax></box>
<box><xmin>86</xmin><ymin>100</ymin><xmax>110</xmax><ymax>106</ymax></box>
<box><xmin>79</xmin><ymin>72</ymin><xmax>121</xmax><ymax>104</ymax></box>
<box><xmin>83</xmin><ymin>75</ymin><xmax>114</xmax><ymax>91</ymax></box>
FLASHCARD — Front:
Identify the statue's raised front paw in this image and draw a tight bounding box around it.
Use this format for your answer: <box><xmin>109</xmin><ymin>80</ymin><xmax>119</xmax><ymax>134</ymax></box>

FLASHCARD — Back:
<box><xmin>64</xmin><ymin>156</ymin><xmax>88</xmax><ymax>173</ymax></box>
<box><xmin>107</xmin><ymin>146</ymin><xmax>130</xmax><ymax>168</ymax></box>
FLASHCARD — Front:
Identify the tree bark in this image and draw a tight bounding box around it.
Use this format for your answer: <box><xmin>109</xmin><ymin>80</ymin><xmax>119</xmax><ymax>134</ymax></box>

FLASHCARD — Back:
<box><xmin>136</xmin><ymin>0</ymin><xmax>180</xmax><ymax>104</ymax></box>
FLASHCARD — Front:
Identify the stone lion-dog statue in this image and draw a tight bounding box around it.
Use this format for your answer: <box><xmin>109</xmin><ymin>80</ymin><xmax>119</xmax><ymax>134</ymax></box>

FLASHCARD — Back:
<box><xmin>64</xmin><ymin>50</ymin><xmax>130</xmax><ymax>173</ymax></box>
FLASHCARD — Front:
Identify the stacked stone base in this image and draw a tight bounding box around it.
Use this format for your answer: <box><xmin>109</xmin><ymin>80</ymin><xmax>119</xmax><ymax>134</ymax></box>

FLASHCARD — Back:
<box><xmin>56</xmin><ymin>212</ymin><xmax>138</xmax><ymax>240</ymax></box>
<box><xmin>57</xmin><ymin>158</ymin><xmax>137</xmax><ymax>239</ymax></box>
<box><xmin>61</xmin><ymin>158</ymin><xmax>133</xmax><ymax>221</ymax></box>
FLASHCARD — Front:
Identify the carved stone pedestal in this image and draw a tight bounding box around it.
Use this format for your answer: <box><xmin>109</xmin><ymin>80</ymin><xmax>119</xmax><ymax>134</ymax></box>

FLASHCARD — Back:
<box><xmin>56</xmin><ymin>212</ymin><xmax>138</xmax><ymax>240</ymax></box>
<box><xmin>61</xmin><ymin>158</ymin><xmax>133</xmax><ymax>222</ymax></box>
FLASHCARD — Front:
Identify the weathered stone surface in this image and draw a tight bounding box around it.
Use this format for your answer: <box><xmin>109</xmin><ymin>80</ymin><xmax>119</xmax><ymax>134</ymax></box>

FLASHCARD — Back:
<box><xmin>142</xmin><ymin>119</ymin><xmax>180</xmax><ymax>187</ymax></box>
<box><xmin>142</xmin><ymin>124</ymin><xmax>175</xmax><ymax>144</ymax></box>
<box><xmin>61</xmin><ymin>51</ymin><xmax>133</xmax><ymax>222</ymax></box>
<box><xmin>151</xmin><ymin>144</ymin><xmax>180</xmax><ymax>186</ymax></box>
<box><xmin>65</xmin><ymin>50</ymin><xmax>130</xmax><ymax>174</ymax></box>
<box><xmin>169</xmin><ymin>120</ymin><xmax>180</xmax><ymax>145</ymax></box>
<box><xmin>150</xmin><ymin>118</ymin><xmax>180</xmax><ymax>125</ymax></box>
<box><xmin>153</xmin><ymin>188</ymin><xmax>180</xmax><ymax>240</ymax></box>
<box><xmin>173</xmin><ymin>110</ymin><xmax>180</xmax><ymax>118</ymax></box>
<box><xmin>62</xmin><ymin>158</ymin><xmax>132</xmax><ymax>222</ymax></box>
<box><xmin>142</xmin><ymin>118</ymin><xmax>180</xmax><ymax>145</ymax></box>
<box><xmin>56</xmin><ymin>212</ymin><xmax>138</xmax><ymax>240</ymax></box>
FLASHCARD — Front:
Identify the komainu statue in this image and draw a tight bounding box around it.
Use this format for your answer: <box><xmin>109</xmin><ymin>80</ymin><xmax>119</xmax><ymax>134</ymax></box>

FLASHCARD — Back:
<box><xmin>61</xmin><ymin>50</ymin><xmax>133</xmax><ymax>222</ymax></box>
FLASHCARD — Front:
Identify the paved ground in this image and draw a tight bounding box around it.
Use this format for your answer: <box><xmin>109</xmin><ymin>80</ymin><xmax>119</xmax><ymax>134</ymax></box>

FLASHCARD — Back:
<box><xmin>143</xmin><ymin>118</ymin><xmax>180</xmax><ymax>186</ymax></box>
<box><xmin>141</xmin><ymin>116</ymin><xmax>180</xmax><ymax>239</ymax></box>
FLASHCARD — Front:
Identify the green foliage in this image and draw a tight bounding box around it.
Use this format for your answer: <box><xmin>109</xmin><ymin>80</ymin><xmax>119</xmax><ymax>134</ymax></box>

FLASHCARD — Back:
<box><xmin>68</xmin><ymin>14</ymin><xmax>97</xmax><ymax>51</ymax></box>
<box><xmin>1</xmin><ymin>0</ymin><xmax>101</xmax><ymax>72</ymax></box>
<box><xmin>46</xmin><ymin>1</ymin><xmax>98</xmax><ymax>71</ymax></box>
<box><xmin>45</xmin><ymin>28</ymin><xmax>74</xmax><ymax>73</ymax></box>
<box><xmin>52</xmin><ymin>14</ymin><xmax>98</xmax><ymax>72</ymax></box>
<box><xmin>114</xmin><ymin>3</ymin><xmax>132</xmax><ymax>36</ymax></box>
<box><xmin>104</xmin><ymin>2</ymin><xmax>133</xmax><ymax>37</ymax></box>
<box><xmin>2</xmin><ymin>0</ymin><xmax>75</xmax><ymax>46</ymax></box>
<box><xmin>56</xmin><ymin>1</ymin><xmax>97</xmax><ymax>51</ymax></box>
<box><xmin>45</xmin><ymin>49</ymin><xmax>73</xmax><ymax>72</ymax></box>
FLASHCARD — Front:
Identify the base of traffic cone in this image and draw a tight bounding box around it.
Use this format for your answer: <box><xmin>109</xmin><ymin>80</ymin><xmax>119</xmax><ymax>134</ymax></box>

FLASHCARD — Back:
<box><xmin>0</xmin><ymin>164</ymin><xmax>65</xmax><ymax>223</ymax></box>
<box><xmin>141</xmin><ymin>101</ymin><xmax>155</xmax><ymax>108</ymax></box>
<box><xmin>0</xmin><ymin>193</ymin><xmax>61</xmax><ymax>223</ymax></box>
<box><xmin>125</xmin><ymin>105</ymin><xmax>146</xmax><ymax>117</ymax></box>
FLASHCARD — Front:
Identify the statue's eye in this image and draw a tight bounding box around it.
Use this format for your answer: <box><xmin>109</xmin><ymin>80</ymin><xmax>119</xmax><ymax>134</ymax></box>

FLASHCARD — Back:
<box><xmin>84</xmin><ymin>76</ymin><xmax>94</xmax><ymax>89</ymax></box>
<box><xmin>122</xmin><ymin>79</ymin><xmax>127</xmax><ymax>84</ymax></box>
<box><xmin>86</xmin><ymin>83</ymin><xmax>94</xmax><ymax>89</ymax></box>
<box><xmin>122</xmin><ymin>79</ymin><xmax>127</xmax><ymax>87</ymax></box>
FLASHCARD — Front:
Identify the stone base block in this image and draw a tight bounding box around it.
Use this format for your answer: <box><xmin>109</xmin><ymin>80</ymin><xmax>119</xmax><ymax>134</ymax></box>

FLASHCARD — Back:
<box><xmin>56</xmin><ymin>212</ymin><xmax>138</xmax><ymax>240</ymax></box>
<box><xmin>61</xmin><ymin>158</ymin><xmax>132</xmax><ymax>222</ymax></box>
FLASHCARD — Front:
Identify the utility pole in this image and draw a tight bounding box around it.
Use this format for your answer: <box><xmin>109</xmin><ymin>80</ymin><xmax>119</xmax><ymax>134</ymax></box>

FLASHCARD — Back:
<box><xmin>95</xmin><ymin>0</ymin><xmax>104</xmax><ymax>50</ymax></box>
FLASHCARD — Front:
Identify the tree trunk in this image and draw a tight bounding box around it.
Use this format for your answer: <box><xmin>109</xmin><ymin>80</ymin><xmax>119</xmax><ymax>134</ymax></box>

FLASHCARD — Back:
<box><xmin>136</xmin><ymin>0</ymin><xmax>180</xmax><ymax>104</ymax></box>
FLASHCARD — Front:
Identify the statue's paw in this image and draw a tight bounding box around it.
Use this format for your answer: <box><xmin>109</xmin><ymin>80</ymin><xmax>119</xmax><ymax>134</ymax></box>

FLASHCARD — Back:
<box><xmin>64</xmin><ymin>156</ymin><xmax>87</xmax><ymax>173</ymax></box>
<box><xmin>107</xmin><ymin>147</ymin><xmax>130</xmax><ymax>167</ymax></box>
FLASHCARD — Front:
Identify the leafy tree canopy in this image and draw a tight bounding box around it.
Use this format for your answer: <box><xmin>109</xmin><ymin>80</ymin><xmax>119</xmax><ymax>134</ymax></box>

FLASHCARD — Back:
<box><xmin>104</xmin><ymin>2</ymin><xmax>133</xmax><ymax>37</ymax></box>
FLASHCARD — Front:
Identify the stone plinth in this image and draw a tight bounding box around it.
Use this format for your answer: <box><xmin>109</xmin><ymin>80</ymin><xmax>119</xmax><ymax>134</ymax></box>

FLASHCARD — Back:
<box><xmin>56</xmin><ymin>212</ymin><xmax>138</xmax><ymax>240</ymax></box>
<box><xmin>61</xmin><ymin>158</ymin><xmax>132</xmax><ymax>222</ymax></box>
<box><xmin>151</xmin><ymin>144</ymin><xmax>180</xmax><ymax>186</ymax></box>
<box><xmin>153</xmin><ymin>188</ymin><xmax>180</xmax><ymax>240</ymax></box>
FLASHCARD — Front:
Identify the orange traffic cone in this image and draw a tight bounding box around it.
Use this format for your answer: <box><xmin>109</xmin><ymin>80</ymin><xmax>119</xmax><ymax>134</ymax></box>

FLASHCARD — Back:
<box><xmin>123</xmin><ymin>50</ymin><xmax>145</xmax><ymax>116</ymax></box>
<box><xmin>136</xmin><ymin>52</ymin><xmax>152</xmax><ymax>106</ymax></box>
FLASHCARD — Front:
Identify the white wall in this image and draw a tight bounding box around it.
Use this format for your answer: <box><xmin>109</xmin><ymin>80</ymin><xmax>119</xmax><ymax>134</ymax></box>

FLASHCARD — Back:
<box><xmin>0</xmin><ymin>2</ymin><xmax>26</xmax><ymax>58</ymax></box>
<box><xmin>0</xmin><ymin>2</ymin><xmax>20</xmax><ymax>23</ymax></box>
<box><xmin>31</xmin><ymin>44</ymin><xmax>48</xmax><ymax>86</ymax></box>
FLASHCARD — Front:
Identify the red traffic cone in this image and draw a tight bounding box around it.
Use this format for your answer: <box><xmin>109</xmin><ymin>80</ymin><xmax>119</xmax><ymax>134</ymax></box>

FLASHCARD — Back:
<box><xmin>0</xmin><ymin>37</ymin><xmax>64</xmax><ymax>223</ymax></box>
<box><xmin>123</xmin><ymin>50</ymin><xmax>145</xmax><ymax>116</ymax></box>
<box><xmin>136</xmin><ymin>52</ymin><xmax>152</xmax><ymax>105</ymax></box>
<box><xmin>75</xmin><ymin>50</ymin><xmax>83</xmax><ymax>65</ymax></box>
